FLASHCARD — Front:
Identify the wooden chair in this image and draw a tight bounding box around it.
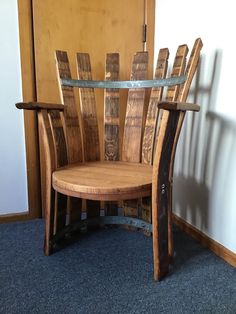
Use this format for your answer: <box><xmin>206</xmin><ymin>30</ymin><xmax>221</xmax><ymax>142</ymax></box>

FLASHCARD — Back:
<box><xmin>16</xmin><ymin>38</ymin><xmax>203</xmax><ymax>281</ymax></box>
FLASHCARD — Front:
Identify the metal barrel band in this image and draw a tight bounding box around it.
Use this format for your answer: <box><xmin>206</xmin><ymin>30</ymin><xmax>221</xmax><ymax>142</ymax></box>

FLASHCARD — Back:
<box><xmin>61</xmin><ymin>75</ymin><xmax>186</xmax><ymax>89</ymax></box>
<box><xmin>51</xmin><ymin>216</ymin><xmax>153</xmax><ymax>244</ymax></box>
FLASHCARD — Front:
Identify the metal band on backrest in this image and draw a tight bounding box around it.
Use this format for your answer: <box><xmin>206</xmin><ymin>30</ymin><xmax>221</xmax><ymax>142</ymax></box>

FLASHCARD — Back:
<box><xmin>60</xmin><ymin>75</ymin><xmax>186</xmax><ymax>89</ymax></box>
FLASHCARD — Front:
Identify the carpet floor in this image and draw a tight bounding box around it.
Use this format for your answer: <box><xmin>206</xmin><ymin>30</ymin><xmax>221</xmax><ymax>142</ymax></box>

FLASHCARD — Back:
<box><xmin>0</xmin><ymin>219</ymin><xmax>235</xmax><ymax>314</ymax></box>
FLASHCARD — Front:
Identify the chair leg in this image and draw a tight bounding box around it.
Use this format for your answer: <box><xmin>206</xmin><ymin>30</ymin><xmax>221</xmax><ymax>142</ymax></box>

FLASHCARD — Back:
<box><xmin>168</xmin><ymin>187</ymin><xmax>174</xmax><ymax>261</ymax></box>
<box><xmin>168</xmin><ymin>209</ymin><xmax>174</xmax><ymax>262</ymax></box>
<box><xmin>152</xmin><ymin>183</ymin><xmax>170</xmax><ymax>281</ymax></box>
<box><xmin>44</xmin><ymin>187</ymin><xmax>55</xmax><ymax>256</ymax></box>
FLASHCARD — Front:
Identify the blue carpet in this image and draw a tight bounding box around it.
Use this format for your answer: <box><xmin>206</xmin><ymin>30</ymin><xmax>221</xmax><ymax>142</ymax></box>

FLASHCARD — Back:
<box><xmin>0</xmin><ymin>219</ymin><xmax>235</xmax><ymax>314</ymax></box>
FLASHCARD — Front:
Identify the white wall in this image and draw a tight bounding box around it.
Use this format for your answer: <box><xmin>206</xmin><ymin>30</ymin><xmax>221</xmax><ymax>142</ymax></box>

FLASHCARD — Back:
<box><xmin>0</xmin><ymin>0</ymin><xmax>28</xmax><ymax>214</ymax></box>
<box><xmin>155</xmin><ymin>0</ymin><xmax>236</xmax><ymax>253</ymax></box>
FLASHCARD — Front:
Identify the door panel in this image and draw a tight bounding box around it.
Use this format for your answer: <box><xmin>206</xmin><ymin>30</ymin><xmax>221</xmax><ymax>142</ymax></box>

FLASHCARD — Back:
<box><xmin>33</xmin><ymin>0</ymin><xmax>155</xmax><ymax>214</ymax></box>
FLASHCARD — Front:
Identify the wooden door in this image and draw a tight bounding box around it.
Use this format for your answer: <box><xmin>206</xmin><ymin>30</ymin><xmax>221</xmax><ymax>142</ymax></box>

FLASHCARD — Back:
<box><xmin>32</xmin><ymin>0</ymin><xmax>155</xmax><ymax>215</ymax></box>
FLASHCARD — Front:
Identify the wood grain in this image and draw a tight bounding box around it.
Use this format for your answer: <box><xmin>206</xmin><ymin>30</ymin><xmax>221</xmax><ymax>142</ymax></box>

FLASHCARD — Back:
<box><xmin>53</xmin><ymin>161</ymin><xmax>152</xmax><ymax>201</ymax></box>
<box><xmin>104</xmin><ymin>53</ymin><xmax>120</xmax><ymax>216</ymax></box>
<box><xmin>151</xmin><ymin>39</ymin><xmax>203</xmax><ymax>280</ymax></box>
<box><xmin>55</xmin><ymin>50</ymin><xmax>84</xmax><ymax>225</ymax></box>
<box><xmin>38</xmin><ymin>110</ymin><xmax>56</xmax><ymax>255</ymax></box>
<box><xmin>142</xmin><ymin>48</ymin><xmax>169</xmax><ymax>165</ymax></box>
<box><xmin>159</xmin><ymin>44</ymin><xmax>188</xmax><ymax>260</ymax></box>
<box><xmin>177</xmin><ymin>38</ymin><xmax>203</xmax><ymax>103</ymax></box>
<box><xmin>55</xmin><ymin>50</ymin><xmax>83</xmax><ymax>164</ymax></box>
<box><xmin>76</xmin><ymin>53</ymin><xmax>100</xmax><ymax>162</ymax></box>
<box><xmin>104</xmin><ymin>53</ymin><xmax>120</xmax><ymax>161</ymax></box>
<box><xmin>140</xmin><ymin>48</ymin><xmax>169</xmax><ymax>229</ymax></box>
<box><xmin>165</xmin><ymin>45</ymin><xmax>189</xmax><ymax>102</ymax></box>
<box><xmin>48</xmin><ymin>110</ymin><xmax>68</xmax><ymax>168</ymax></box>
<box><xmin>76</xmin><ymin>53</ymin><xmax>101</xmax><ymax>220</ymax></box>
<box><xmin>122</xmin><ymin>51</ymin><xmax>148</xmax><ymax>162</ymax></box>
<box><xmin>168</xmin><ymin>39</ymin><xmax>203</xmax><ymax>258</ymax></box>
<box><xmin>122</xmin><ymin>51</ymin><xmax>148</xmax><ymax>223</ymax></box>
<box><xmin>16</xmin><ymin>102</ymin><xmax>64</xmax><ymax>111</ymax></box>
<box><xmin>48</xmin><ymin>110</ymin><xmax>68</xmax><ymax>234</ymax></box>
<box><xmin>158</xmin><ymin>101</ymin><xmax>200</xmax><ymax>112</ymax></box>
<box><xmin>152</xmin><ymin>110</ymin><xmax>180</xmax><ymax>280</ymax></box>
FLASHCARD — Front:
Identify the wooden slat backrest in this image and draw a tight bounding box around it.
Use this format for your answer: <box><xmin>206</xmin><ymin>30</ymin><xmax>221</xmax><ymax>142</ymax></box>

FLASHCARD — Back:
<box><xmin>165</xmin><ymin>45</ymin><xmax>189</xmax><ymax>101</ymax></box>
<box><xmin>104</xmin><ymin>53</ymin><xmax>120</xmax><ymax>161</ymax></box>
<box><xmin>76</xmin><ymin>53</ymin><xmax>100</xmax><ymax>161</ymax></box>
<box><xmin>122</xmin><ymin>52</ymin><xmax>148</xmax><ymax>162</ymax></box>
<box><xmin>178</xmin><ymin>38</ymin><xmax>203</xmax><ymax>103</ymax></box>
<box><xmin>142</xmin><ymin>48</ymin><xmax>169</xmax><ymax>165</ymax></box>
<box><xmin>55</xmin><ymin>51</ymin><xmax>83</xmax><ymax>164</ymax></box>
<box><xmin>170</xmin><ymin>38</ymin><xmax>203</xmax><ymax>177</ymax></box>
<box><xmin>151</xmin><ymin>44</ymin><xmax>189</xmax><ymax>165</ymax></box>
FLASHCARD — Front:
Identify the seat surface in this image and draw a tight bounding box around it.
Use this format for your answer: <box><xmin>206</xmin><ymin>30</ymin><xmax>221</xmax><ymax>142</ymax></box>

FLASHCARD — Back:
<box><xmin>53</xmin><ymin>161</ymin><xmax>153</xmax><ymax>201</ymax></box>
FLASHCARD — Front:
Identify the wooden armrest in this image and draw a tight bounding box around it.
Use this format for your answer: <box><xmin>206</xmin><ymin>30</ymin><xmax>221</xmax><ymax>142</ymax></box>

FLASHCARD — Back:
<box><xmin>158</xmin><ymin>101</ymin><xmax>200</xmax><ymax>112</ymax></box>
<box><xmin>15</xmin><ymin>102</ymin><xmax>64</xmax><ymax>111</ymax></box>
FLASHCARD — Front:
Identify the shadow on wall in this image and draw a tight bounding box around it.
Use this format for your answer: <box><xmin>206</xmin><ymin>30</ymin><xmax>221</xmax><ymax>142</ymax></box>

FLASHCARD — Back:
<box><xmin>173</xmin><ymin>50</ymin><xmax>236</xmax><ymax>241</ymax></box>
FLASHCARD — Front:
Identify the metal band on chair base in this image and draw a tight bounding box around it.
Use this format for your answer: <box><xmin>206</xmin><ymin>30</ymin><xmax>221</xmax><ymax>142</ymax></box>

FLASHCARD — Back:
<box><xmin>51</xmin><ymin>216</ymin><xmax>152</xmax><ymax>246</ymax></box>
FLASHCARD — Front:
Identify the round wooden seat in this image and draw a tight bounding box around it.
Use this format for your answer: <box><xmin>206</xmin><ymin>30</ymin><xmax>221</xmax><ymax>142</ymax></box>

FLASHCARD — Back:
<box><xmin>52</xmin><ymin>161</ymin><xmax>153</xmax><ymax>201</ymax></box>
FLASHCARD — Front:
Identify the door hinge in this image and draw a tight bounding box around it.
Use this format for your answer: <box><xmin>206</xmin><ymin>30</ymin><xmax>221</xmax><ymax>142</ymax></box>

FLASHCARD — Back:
<box><xmin>143</xmin><ymin>23</ymin><xmax>147</xmax><ymax>44</ymax></box>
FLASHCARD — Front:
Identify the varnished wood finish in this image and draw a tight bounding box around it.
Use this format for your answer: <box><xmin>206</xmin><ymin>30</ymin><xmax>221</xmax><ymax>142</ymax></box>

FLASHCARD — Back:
<box><xmin>16</xmin><ymin>102</ymin><xmax>64</xmax><ymax>111</ymax></box>
<box><xmin>158</xmin><ymin>101</ymin><xmax>200</xmax><ymax>112</ymax></box>
<box><xmin>122</xmin><ymin>52</ymin><xmax>148</xmax><ymax>162</ymax></box>
<box><xmin>160</xmin><ymin>44</ymin><xmax>188</xmax><ymax>262</ymax></box>
<box><xmin>48</xmin><ymin>110</ymin><xmax>68</xmax><ymax>168</ymax></box>
<box><xmin>142</xmin><ymin>48</ymin><xmax>169</xmax><ymax>165</ymax></box>
<box><xmin>55</xmin><ymin>51</ymin><xmax>83</xmax><ymax>164</ymax></box>
<box><xmin>76</xmin><ymin>53</ymin><xmax>100</xmax><ymax>161</ymax></box>
<box><xmin>104</xmin><ymin>53</ymin><xmax>120</xmax><ymax>161</ymax></box>
<box><xmin>165</xmin><ymin>45</ymin><xmax>188</xmax><ymax>102</ymax></box>
<box><xmin>76</xmin><ymin>53</ymin><xmax>101</xmax><ymax>220</ymax></box>
<box><xmin>152</xmin><ymin>110</ymin><xmax>180</xmax><ymax>280</ymax></box>
<box><xmin>53</xmin><ymin>161</ymin><xmax>152</xmax><ymax>201</ymax></box>
<box><xmin>104</xmin><ymin>53</ymin><xmax>120</xmax><ymax>216</ymax></box>
<box><xmin>17</xmin><ymin>32</ymin><xmax>202</xmax><ymax>280</ymax></box>
<box><xmin>141</xmin><ymin>45</ymin><xmax>188</xmax><ymax>241</ymax></box>
<box><xmin>38</xmin><ymin>110</ymin><xmax>56</xmax><ymax>255</ymax></box>
<box><xmin>122</xmin><ymin>52</ymin><xmax>148</xmax><ymax>223</ymax></box>
<box><xmin>48</xmin><ymin>110</ymin><xmax>68</xmax><ymax>234</ymax></box>
<box><xmin>140</xmin><ymin>48</ymin><xmax>169</xmax><ymax>228</ymax></box>
<box><xmin>178</xmin><ymin>39</ymin><xmax>203</xmax><ymax>103</ymax></box>
<box><xmin>151</xmin><ymin>39</ymin><xmax>203</xmax><ymax>280</ymax></box>
<box><xmin>168</xmin><ymin>38</ymin><xmax>203</xmax><ymax>259</ymax></box>
<box><xmin>55</xmin><ymin>51</ymin><xmax>85</xmax><ymax>227</ymax></box>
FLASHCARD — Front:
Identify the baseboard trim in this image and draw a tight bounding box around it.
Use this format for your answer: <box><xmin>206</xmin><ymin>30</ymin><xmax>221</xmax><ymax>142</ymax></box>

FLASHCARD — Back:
<box><xmin>0</xmin><ymin>212</ymin><xmax>31</xmax><ymax>224</ymax></box>
<box><xmin>173</xmin><ymin>214</ymin><xmax>236</xmax><ymax>268</ymax></box>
